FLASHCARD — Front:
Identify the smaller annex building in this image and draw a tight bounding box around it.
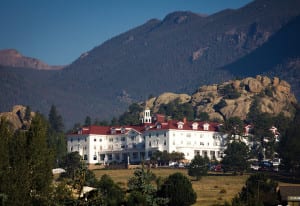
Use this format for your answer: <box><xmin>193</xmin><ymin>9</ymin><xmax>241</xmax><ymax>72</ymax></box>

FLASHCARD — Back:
<box><xmin>67</xmin><ymin>109</ymin><xmax>227</xmax><ymax>164</ymax></box>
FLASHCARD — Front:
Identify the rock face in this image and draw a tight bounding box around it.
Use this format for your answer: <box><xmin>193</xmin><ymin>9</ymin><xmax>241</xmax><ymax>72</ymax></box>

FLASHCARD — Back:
<box><xmin>0</xmin><ymin>49</ymin><xmax>64</xmax><ymax>70</ymax></box>
<box><xmin>146</xmin><ymin>76</ymin><xmax>297</xmax><ymax>121</ymax></box>
<box><xmin>0</xmin><ymin>105</ymin><xmax>34</xmax><ymax>130</ymax></box>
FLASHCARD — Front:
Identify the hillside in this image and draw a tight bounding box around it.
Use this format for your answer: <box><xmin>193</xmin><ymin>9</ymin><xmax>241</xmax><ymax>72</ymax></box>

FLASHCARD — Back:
<box><xmin>0</xmin><ymin>49</ymin><xmax>64</xmax><ymax>70</ymax></box>
<box><xmin>0</xmin><ymin>0</ymin><xmax>300</xmax><ymax>128</ymax></box>
<box><xmin>145</xmin><ymin>76</ymin><xmax>297</xmax><ymax>121</ymax></box>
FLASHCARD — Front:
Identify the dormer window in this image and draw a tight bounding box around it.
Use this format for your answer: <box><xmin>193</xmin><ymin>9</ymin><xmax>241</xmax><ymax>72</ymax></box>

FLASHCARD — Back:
<box><xmin>121</xmin><ymin>127</ymin><xmax>126</xmax><ymax>134</ymax></box>
<box><xmin>111</xmin><ymin>128</ymin><xmax>116</xmax><ymax>134</ymax></box>
<box><xmin>192</xmin><ymin>122</ymin><xmax>198</xmax><ymax>130</ymax></box>
<box><xmin>203</xmin><ymin>123</ymin><xmax>209</xmax><ymax>131</ymax></box>
<box><xmin>177</xmin><ymin>121</ymin><xmax>184</xmax><ymax>129</ymax></box>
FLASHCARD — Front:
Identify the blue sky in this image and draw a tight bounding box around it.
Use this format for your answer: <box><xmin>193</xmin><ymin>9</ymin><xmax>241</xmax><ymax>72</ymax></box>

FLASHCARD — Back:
<box><xmin>0</xmin><ymin>0</ymin><xmax>252</xmax><ymax>65</ymax></box>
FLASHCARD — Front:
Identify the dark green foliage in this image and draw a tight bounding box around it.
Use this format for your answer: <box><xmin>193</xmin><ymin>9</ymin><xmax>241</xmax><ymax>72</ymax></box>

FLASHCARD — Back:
<box><xmin>84</xmin><ymin>116</ymin><xmax>92</xmax><ymax>127</ymax></box>
<box><xmin>48</xmin><ymin>105</ymin><xmax>64</xmax><ymax>133</ymax></box>
<box><xmin>224</xmin><ymin>116</ymin><xmax>245</xmax><ymax>137</ymax></box>
<box><xmin>221</xmin><ymin>141</ymin><xmax>249</xmax><ymax>174</ymax></box>
<box><xmin>219</xmin><ymin>84</ymin><xmax>241</xmax><ymax>99</ymax></box>
<box><xmin>279</xmin><ymin>104</ymin><xmax>300</xmax><ymax>176</ymax></box>
<box><xmin>232</xmin><ymin>173</ymin><xmax>279</xmax><ymax>206</ymax></box>
<box><xmin>48</xmin><ymin>105</ymin><xmax>66</xmax><ymax>167</ymax></box>
<box><xmin>198</xmin><ymin>112</ymin><xmax>209</xmax><ymax>121</ymax></box>
<box><xmin>213</xmin><ymin>99</ymin><xmax>227</xmax><ymax>112</ymax></box>
<box><xmin>188</xmin><ymin>155</ymin><xmax>209</xmax><ymax>180</ymax></box>
<box><xmin>24</xmin><ymin>105</ymin><xmax>31</xmax><ymax>121</ymax></box>
<box><xmin>158</xmin><ymin>172</ymin><xmax>196</xmax><ymax>206</ymax></box>
<box><xmin>60</xmin><ymin>152</ymin><xmax>82</xmax><ymax>180</ymax></box>
<box><xmin>0</xmin><ymin>114</ymin><xmax>54</xmax><ymax>206</ymax></box>
<box><xmin>127</xmin><ymin>166</ymin><xmax>168</xmax><ymax>206</ymax></box>
<box><xmin>118</xmin><ymin>103</ymin><xmax>143</xmax><ymax>125</ymax></box>
<box><xmin>127</xmin><ymin>191</ymin><xmax>148</xmax><ymax>206</ymax></box>
<box><xmin>152</xmin><ymin>150</ymin><xmax>171</xmax><ymax>165</ymax></box>
<box><xmin>151</xmin><ymin>151</ymin><xmax>185</xmax><ymax>166</ymax></box>
<box><xmin>96</xmin><ymin>174</ymin><xmax>125</xmax><ymax>206</ymax></box>
<box><xmin>158</xmin><ymin>99</ymin><xmax>194</xmax><ymax>121</ymax></box>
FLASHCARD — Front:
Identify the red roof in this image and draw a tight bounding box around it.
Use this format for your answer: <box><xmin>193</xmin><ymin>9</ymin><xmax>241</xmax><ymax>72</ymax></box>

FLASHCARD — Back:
<box><xmin>69</xmin><ymin>125</ymin><xmax>145</xmax><ymax>135</ymax></box>
<box><xmin>148</xmin><ymin>120</ymin><xmax>220</xmax><ymax>132</ymax></box>
<box><xmin>68</xmin><ymin>120</ymin><xmax>221</xmax><ymax>136</ymax></box>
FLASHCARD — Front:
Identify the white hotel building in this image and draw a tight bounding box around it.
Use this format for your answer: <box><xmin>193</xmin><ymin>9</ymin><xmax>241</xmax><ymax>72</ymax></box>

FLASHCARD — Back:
<box><xmin>67</xmin><ymin>109</ymin><xmax>227</xmax><ymax>164</ymax></box>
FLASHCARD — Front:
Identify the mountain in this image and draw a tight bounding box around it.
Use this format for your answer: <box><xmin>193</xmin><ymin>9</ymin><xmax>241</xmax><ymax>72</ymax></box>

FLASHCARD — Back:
<box><xmin>0</xmin><ymin>49</ymin><xmax>64</xmax><ymax>70</ymax></box>
<box><xmin>1</xmin><ymin>0</ymin><xmax>300</xmax><ymax>128</ymax></box>
<box><xmin>145</xmin><ymin>76</ymin><xmax>297</xmax><ymax>122</ymax></box>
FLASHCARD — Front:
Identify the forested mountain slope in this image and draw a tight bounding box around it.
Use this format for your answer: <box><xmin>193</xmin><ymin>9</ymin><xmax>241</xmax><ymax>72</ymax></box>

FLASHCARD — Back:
<box><xmin>1</xmin><ymin>0</ymin><xmax>300</xmax><ymax>128</ymax></box>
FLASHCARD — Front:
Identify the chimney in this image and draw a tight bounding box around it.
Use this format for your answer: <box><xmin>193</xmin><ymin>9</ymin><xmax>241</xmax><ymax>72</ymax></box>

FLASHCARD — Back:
<box><xmin>183</xmin><ymin>117</ymin><xmax>187</xmax><ymax>124</ymax></box>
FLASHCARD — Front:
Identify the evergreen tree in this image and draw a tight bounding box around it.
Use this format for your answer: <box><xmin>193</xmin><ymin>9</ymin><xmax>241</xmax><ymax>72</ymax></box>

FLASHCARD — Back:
<box><xmin>24</xmin><ymin>105</ymin><xmax>31</xmax><ymax>121</ymax></box>
<box><xmin>188</xmin><ymin>155</ymin><xmax>209</xmax><ymax>180</ymax></box>
<box><xmin>96</xmin><ymin>174</ymin><xmax>125</xmax><ymax>206</ymax></box>
<box><xmin>221</xmin><ymin>141</ymin><xmax>249</xmax><ymax>174</ymax></box>
<box><xmin>127</xmin><ymin>166</ymin><xmax>168</xmax><ymax>206</ymax></box>
<box><xmin>232</xmin><ymin>173</ymin><xmax>279</xmax><ymax>206</ymax></box>
<box><xmin>48</xmin><ymin>105</ymin><xmax>64</xmax><ymax>133</ymax></box>
<box><xmin>158</xmin><ymin>172</ymin><xmax>196</xmax><ymax>206</ymax></box>
<box><xmin>0</xmin><ymin>114</ymin><xmax>54</xmax><ymax>205</ymax></box>
<box><xmin>27</xmin><ymin>114</ymin><xmax>54</xmax><ymax>205</ymax></box>
<box><xmin>48</xmin><ymin>105</ymin><xmax>66</xmax><ymax>167</ymax></box>
<box><xmin>0</xmin><ymin>118</ymin><xmax>13</xmax><ymax>206</ymax></box>
<box><xmin>84</xmin><ymin>116</ymin><xmax>92</xmax><ymax>126</ymax></box>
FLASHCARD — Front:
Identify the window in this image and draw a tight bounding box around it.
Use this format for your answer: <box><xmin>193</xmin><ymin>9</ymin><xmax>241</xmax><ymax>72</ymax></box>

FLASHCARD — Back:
<box><xmin>210</xmin><ymin>151</ymin><xmax>215</xmax><ymax>158</ymax></box>
<box><xmin>108</xmin><ymin>154</ymin><xmax>112</xmax><ymax>160</ymax></box>
<box><xmin>200</xmin><ymin>142</ymin><xmax>204</xmax><ymax>146</ymax></box>
<box><xmin>186</xmin><ymin>133</ymin><xmax>191</xmax><ymax>137</ymax></box>
<box><xmin>156</xmin><ymin>133</ymin><xmax>159</xmax><ymax>137</ymax></box>
<box><xmin>131</xmin><ymin>136</ymin><xmax>135</xmax><ymax>141</ymax></box>
<box><xmin>149</xmin><ymin>141</ymin><xmax>152</xmax><ymax>147</ymax></box>
<box><xmin>133</xmin><ymin>152</ymin><xmax>138</xmax><ymax>159</ymax></box>
<box><xmin>99</xmin><ymin>138</ymin><xmax>102</xmax><ymax>142</ymax></box>
<box><xmin>93</xmin><ymin>155</ymin><xmax>97</xmax><ymax>160</ymax></box>
<box><xmin>149</xmin><ymin>133</ymin><xmax>152</xmax><ymax>138</ymax></box>
<box><xmin>100</xmin><ymin>154</ymin><xmax>105</xmax><ymax>161</ymax></box>
<box><xmin>83</xmin><ymin>155</ymin><xmax>88</xmax><ymax>160</ymax></box>
<box><xmin>109</xmin><ymin>138</ymin><xmax>113</xmax><ymax>142</ymax></box>
<box><xmin>164</xmin><ymin>140</ymin><xmax>166</xmax><ymax>146</ymax></box>
<box><xmin>70</xmin><ymin>146</ymin><xmax>73</xmax><ymax>152</ymax></box>
<box><xmin>94</xmin><ymin>138</ymin><xmax>96</xmax><ymax>142</ymax></box>
<box><xmin>71</xmin><ymin>138</ymin><xmax>73</xmax><ymax>143</ymax></box>
<box><xmin>148</xmin><ymin>151</ymin><xmax>152</xmax><ymax>158</ymax></box>
<box><xmin>121</xmin><ymin>137</ymin><xmax>125</xmax><ymax>141</ymax></box>
<box><xmin>115</xmin><ymin>154</ymin><xmax>120</xmax><ymax>160</ymax></box>
<box><xmin>164</xmin><ymin>132</ymin><xmax>166</xmax><ymax>137</ymax></box>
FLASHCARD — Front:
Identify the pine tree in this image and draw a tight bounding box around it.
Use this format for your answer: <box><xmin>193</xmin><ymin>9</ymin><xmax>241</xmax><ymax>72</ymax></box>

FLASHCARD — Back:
<box><xmin>27</xmin><ymin>114</ymin><xmax>54</xmax><ymax>205</ymax></box>
<box><xmin>0</xmin><ymin>118</ymin><xmax>13</xmax><ymax>205</ymax></box>
<box><xmin>48</xmin><ymin>105</ymin><xmax>64</xmax><ymax>133</ymax></box>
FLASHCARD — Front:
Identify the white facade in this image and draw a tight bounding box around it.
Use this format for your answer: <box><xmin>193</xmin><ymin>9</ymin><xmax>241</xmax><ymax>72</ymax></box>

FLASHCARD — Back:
<box><xmin>143</xmin><ymin>121</ymin><xmax>226</xmax><ymax>161</ymax></box>
<box><xmin>67</xmin><ymin>110</ymin><xmax>227</xmax><ymax>164</ymax></box>
<box><xmin>67</xmin><ymin>127</ymin><xmax>145</xmax><ymax>164</ymax></box>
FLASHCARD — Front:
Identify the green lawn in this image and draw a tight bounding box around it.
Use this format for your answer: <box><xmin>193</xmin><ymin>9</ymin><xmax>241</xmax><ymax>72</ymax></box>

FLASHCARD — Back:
<box><xmin>93</xmin><ymin>168</ymin><xmax>248</xmax><ymax>206</ymax></box>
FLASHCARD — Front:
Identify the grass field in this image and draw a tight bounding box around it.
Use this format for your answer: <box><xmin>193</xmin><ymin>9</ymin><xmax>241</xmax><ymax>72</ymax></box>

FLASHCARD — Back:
<box><xmin>93</xmin><ymin>168</ymin><xmax>248</xmax><ymax>206</ymax></box>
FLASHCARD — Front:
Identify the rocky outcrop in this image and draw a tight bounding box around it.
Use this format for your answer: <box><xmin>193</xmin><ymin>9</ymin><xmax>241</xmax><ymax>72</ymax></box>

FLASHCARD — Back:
<box><xmin>0</xmin><ymin>105</ymin><xmax>34</xmax><ymax>130</ymax></box>
<box><xmin>145</xmin><ymin>76</ymin><xmax>297</xmax><ymax>121</ymax></box>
